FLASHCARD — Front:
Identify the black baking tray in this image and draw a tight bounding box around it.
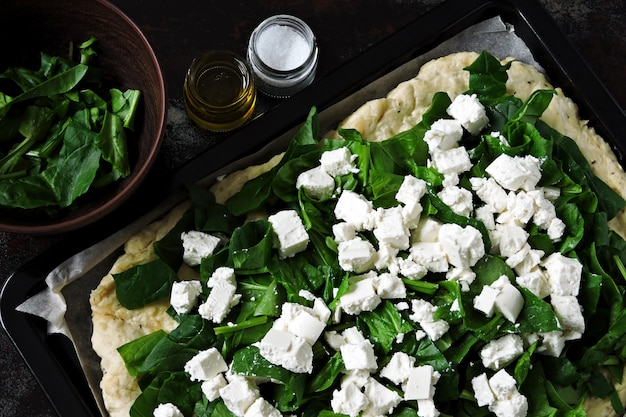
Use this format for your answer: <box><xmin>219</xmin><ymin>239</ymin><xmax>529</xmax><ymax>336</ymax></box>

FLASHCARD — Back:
<box><xmin>2</xmin><ymin>0</ymin><xmax>626</xmax><ymax>415</ymax></box>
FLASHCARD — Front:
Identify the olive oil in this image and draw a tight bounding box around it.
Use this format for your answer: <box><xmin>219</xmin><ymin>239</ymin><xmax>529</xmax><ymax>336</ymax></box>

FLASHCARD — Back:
<box><xmin>184</xmin><ymin>51</ymin><xmax>256</xmax><ymax>131</ymax></box>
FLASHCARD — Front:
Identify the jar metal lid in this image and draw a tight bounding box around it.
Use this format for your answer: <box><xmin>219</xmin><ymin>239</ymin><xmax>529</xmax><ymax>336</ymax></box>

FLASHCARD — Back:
<box><xmin>183</xmin><ymin>50</ymin><xmax>256</xmax><ymax>131</ymax></box>
<box><xmin>247</xmin><ymin>15</ymin><xmax>318</xmax><ymax>98</ymax></box>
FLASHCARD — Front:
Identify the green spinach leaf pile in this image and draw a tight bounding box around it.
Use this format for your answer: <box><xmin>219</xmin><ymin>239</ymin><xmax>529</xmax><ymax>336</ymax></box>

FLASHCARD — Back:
<box><xmin>113</xmin><ymin>51</ymin><xmax>626</xmax><ymax>417</ymax></box>
<box><xmin>0</xmin><ymin>37</ymin><xmax>140</xmax><ymax>215</ymax></box>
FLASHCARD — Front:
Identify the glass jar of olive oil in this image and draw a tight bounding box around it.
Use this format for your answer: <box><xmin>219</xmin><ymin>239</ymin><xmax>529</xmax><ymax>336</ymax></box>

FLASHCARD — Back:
<box><xmin>183</xmin><ymin>50</ymin><xmax>256</xmax><ymax>131</ymax></box>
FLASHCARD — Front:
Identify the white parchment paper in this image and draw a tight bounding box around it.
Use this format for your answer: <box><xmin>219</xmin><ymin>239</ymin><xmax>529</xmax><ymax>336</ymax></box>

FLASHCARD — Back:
<box><xmin>15</xmin><ymin>16</ymin><xmax>543</xmax><ymax>416</ymax></box>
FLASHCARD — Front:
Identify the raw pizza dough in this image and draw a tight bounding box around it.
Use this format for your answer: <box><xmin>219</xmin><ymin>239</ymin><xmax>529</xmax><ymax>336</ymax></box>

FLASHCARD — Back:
<box><xmin>90</xmin><ymin>51</ymin><xmax>626</xmax><ymax>417</ymax></box>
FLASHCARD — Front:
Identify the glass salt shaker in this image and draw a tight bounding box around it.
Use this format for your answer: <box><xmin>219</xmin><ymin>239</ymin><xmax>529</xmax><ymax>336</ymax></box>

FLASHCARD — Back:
<box><xmin>247</xmin><ymin>15</ymin><xmax>319</xmax><ymax>98</ymax></box>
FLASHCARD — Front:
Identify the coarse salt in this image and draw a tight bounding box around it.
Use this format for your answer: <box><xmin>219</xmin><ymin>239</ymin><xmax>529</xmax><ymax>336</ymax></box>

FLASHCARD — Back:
<box><xmin>256</xmin><ymin>24</ymin><xmax>310</xmax><ymax>71</ymax></box>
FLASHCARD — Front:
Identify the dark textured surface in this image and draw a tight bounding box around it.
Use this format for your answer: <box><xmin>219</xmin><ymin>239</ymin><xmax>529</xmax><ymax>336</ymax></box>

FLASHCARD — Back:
<box><xmin>0</xmin><ymin>0</ymin><xmax>624</xmax><ymax>416</ymax></box>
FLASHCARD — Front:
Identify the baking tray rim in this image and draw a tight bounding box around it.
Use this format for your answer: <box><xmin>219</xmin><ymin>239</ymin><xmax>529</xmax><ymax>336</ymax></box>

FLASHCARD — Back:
<box><xmin>2</xmin><ymin>0</ymin><xmax>626</xmax><ymax>415</ymax></box>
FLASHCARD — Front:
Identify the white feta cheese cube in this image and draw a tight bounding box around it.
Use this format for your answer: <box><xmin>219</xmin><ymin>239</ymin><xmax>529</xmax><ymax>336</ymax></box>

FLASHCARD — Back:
<box><xmin>380</xmin><ymin>351</ymin><xmax>416</xmax><ymax>385</ymax></box>
<box><xmin>256</xmin><ymin>328</ymin><xmax>314</xmax><ymax>373</ymax></box>
<box><xmin>446</xmin><ymin>93</ymin><xmax>489</xmax><ymax>135</ymax></box>
<box><xmin>296</xmin><ymin>166</ymin><xmax>335</xmax><ymax>200</ymax></box>
<box><xmin>475</xmin><ymin>205</ymin><xmax>496</xmax><ymax>231</ymax></box>
<box><xmin>446</xmin><ymin>267</ymin><xmax>476</xmax><ymax>292</ymax></box>
<box><xmin>320</xmin><ymin>147</ymin><xmax>359</xmax><ymax>177</ymax></box>
<box><xmin>402</xmin><ymin>200</ymin><xmax>424</xmax><ymax>229</ymax></box>
<box><xmin>438</xmin><ymin>223</ymin><xmax>485</xmax><ymax>269</ymax></box>
<box><xmin>184</xmin><ymin>347</ymin><xmax>228</xmax><ymax>382</ymax></box>
<box><xmin>337</xmin><ymin>238</ymin><xmax>376</xmax><ymax>273</ymax></box>
<box><xmin>339</xmin><ymin>277</ymin><xmax>381</xmax><ymax>314</ymax></box>
<box><xmin>485</xmin><ymin>154</ymin><xmax>542</xmax><ymax>192</ymax></box>
<box><xmin>331</xmin><ymin>382</ymin><xmax>369</xmax><ymax>417</ymax></box>
<box><xmin>537</xmin><ymin>331</ymin><xmax>567</xmax><ymax>357</ymax></box>
<box><xmin>410</xmin><ymin>242</ymin><xmax>449</xmax><ymax>273</ymax></box>
<box><xmin>374</xmin><ymin>272</ymin><xmax>406</xmax><ymax>299</ymax></box>
<box><xmin>493</xmin><ymin>276</ymin><xmax>525</xmax><ymax>323</ymax></box>
<box><xmin>437</xmin><ymin>185</ymin><xmax>473</xmax><ymax>217</ymax></box>
<box><xmin>488</xmin><ymin>369</ymin><xmax>517</xmax><ymax>400</ymax></box>
<box><xmin>542</xmin><ymin>252</ymin><xmax>582</xmax><ymax>296</ymax></box>
<box><xmin>547</xmin><ymin>218</ymin><xmax>566</xmax><ymax>241</ymax></box>
<box><xmin>423</xmin><ymin>118</ymin><xmax>464</xmax><ymax>152</ymax></box>
<box><xmin>494</xmin><ymin>224</ymin><xmax>528</xmax><ymax>258</ymax></box>
<box><xmin>551</xmin><ymin>295</ymin><xmax>585</xmax><ymax>333</ymax></box>
<box><xmin>516</xmin><ymin>269</ymin><xmax>551</xmax><ymax>299</ymax></box>
<box><xmin>219</xmin><ymin>376</ymin><xmax>260</xmax><ymax>417</ymax></box>
<box><xmin>431</xmin><ymin>147</ymin><xmax>472</xmax><ymax>177</ymax></box>
<box><xmin>153</xmin><ymin>403</ymin><xmax>184</xmax><ymax>417</ymax></box>
<box><xmin>181</xmin><ymin>231</ymin><xmax>221</xmax><ymax>266</ymax></box>
<box><xmin>340</xmin><ymin>339</ymin><xmax>378</xmax><ymax>371</ymax></box>
<box><xmin>362</xmin><ymin>377</ymin><xmax>402</xmax><ymax>417</ymax></box>
<box><xmin>412</xmin><ymin>217</ymin><xmax>442</xmax><ymax>243</ymax></box>
<box><xmin>198</xmin><ymin>280</ymin><xmax>240</xmax><ymax>324</ymax></box>
<box><xmin>395</xmin><ymin>175</ymin><xmax>427</xmax><ymax>206</ymax></box>
<box><xmin>268</xmin><ymin>210</ymin><xmax>309</xmax><ymax>258</ymax></box>
<box><xmin>243</xmin><ymin>398</ymin><xmax>282</xmax><ymax>417</ymax></box>
<box><xmin>333</xmin><ymin>222</ymin><xmax>357</xmax><ymax>243</ymax></box>
<box><xmin>416</xmin><ymin>399</ymin><xmax>440</xmax><ymax>417</ymax></box>
<box><xmin>513</xmin><ymin>248</ymin><xmax>545</xmax><ymax>276</ymax></box>
<box><xmin>502</xmin><ymin>190</ymin><xmax>536</xmax><ymax>225</ymax></box>
<box><xmin>288</xmin><ymin>309</ymin><xmax>326</xmax><ymax>345</ymax></box>
<box><xmin>394</xmin><ymin>257</ymin><xmax>428</xmax><ymax>280</ymax></box>
<box><xmin>489</xmin><ymin>391</ymin><xmax>529</xmax><ymax>417</ymax></box>
<box><xmin>334</xmin><ymin>190</ymin><xmax>375</xmax><ymax>231</ymax></box>
<box><xmin>404</xmin><ymin>365</ymin><xmax>440</xmax><ymax>400</ymax></box>
<box><xmin>480</xmin><ymin>334</ymin><xmax>524</xmax><ymax>370</ymax></box>
<box><xmin>474</xmin><ymin>285</ymin><xmax>500</xmax><ymax>317</ymax></box>
<box><xmin>201</xmin><ymin>374</ymin><xmax>227</xmax><ymax>401</ymax></box>
<box><xmin>170</xmin><ymin>280</ymin><xmax>203</xmax><ymax>314</ymax></box>
<box><xmin>470</xmin><ymin>177</ymin><xmax>508</xmax><ymax>213</ymax></box>
<box><xmin>207</xmin><ymin>266</ymin><xmax>237</xmax><ymax>287</ymax></box>
<box><xmin>374</xmin><ymin>242</ymin><xmax>399</xmax><ymax>271</ymax></box>
<box><xmin>409</xmin><ymin>299</ymin><xmax>449</xmax><ymax>341</ymax></box>
<box><xmin>472</xmin><ymin>373</ymin><xmax>496</xmax><ymax>407</ymax></box>
<box><xmin>373</xmin><ymin>206</ymin><xmax>411</xmax><ymax>249</ymax></box>
<box><xmin>529</xmin><ymin>190</ymin><xmax>557</xmax><ymax>230</ymax></box>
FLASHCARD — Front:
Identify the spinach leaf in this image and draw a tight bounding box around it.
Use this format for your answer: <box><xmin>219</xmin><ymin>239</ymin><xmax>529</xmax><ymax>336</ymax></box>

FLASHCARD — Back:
<box><xmin>113</xmin><ymin>258</ymin><xmax>178</xmax><ymax>309</ymax></box>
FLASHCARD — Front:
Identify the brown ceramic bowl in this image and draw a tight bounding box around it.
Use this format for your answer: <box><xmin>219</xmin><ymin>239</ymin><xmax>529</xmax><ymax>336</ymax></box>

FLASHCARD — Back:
<box><xmin>0</xmin><ymin>0</ymin><xmax>166</xmax><ymax>235</ymax></box>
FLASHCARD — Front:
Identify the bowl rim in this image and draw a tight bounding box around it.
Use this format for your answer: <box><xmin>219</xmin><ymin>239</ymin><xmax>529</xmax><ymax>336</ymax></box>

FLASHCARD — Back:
<box><xmin>0</xmin><ymin>0</ymin><xmax>167</xmax><ymax>235</ymax></box>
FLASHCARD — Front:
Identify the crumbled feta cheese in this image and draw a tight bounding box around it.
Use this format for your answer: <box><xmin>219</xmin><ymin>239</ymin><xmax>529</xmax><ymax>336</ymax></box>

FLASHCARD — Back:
<box><xmin>198</xmin><ymin>279</ymin><xmax>241</xmax><ymax>324</ymax></box>
<box><xmin>207</xmin><ymin>266</ymin><xmax>236</xmax><ymax>287</ymax></box>
<box><xmin>404</xmin><ymin>365</ymin><xmax>439</xmax><ymax>400</ymax></box>
<box><xmin>394</xmin><ymin>257</ymin><xmax>428</xmax><ymax>280</ymax></box>
<box><xmin>374</xmin><ymin>272</ymin><xmax>407</xmax><ymax>299</ymax></box>
<box><xmin>516</xmin><ymin>269</ymin><xmax>550</xmax><ymax>299</ymax></box>
<box><xmin>181</xmin><ymin>231</ymin><xmax>221</xmax><ymax>266</ymax></box>
<box><xmin>287</xmin><ymin>307</ymin><xmax>327</xmax><ymax>345</ymax></box>
<box><xmin>320</xmin><ymin>147</ymin><xmax>359</xmax><ymax>177</ymax></box>
<box><xmin>334</xmin><ymin>190</ymin><xmax>375</xmax><ymax>231</ymax></box>
<box><xmin>474</xmin><ymin>275</ymin><xmax>524</xmax><ymax>323</ymax></box>
<box><xmin>472</xmin><ymin>370</ymin><xmax>528</xmax><ymax>417</ymax></box>
<box><xmin>373</xmin><ymin>206</ymin><xmax>411</xmax><ymax>249</ymax></box>
<box><xmin>494</xmin><ymin>224</ymin><xmax>528</xmax><ymax>258</ymax></box>
<box><xmin>543</xmin><ymin>252</ymin><xmax>582</xmax><ymax>296</ymax></box>
<box><xmin>331</xmin><ymin>381</ymin><xmax>369</xmax><ymax>417</ymax></box>
<box><xmin>479</xmin><ymin>334</ymin><xmax>524</xmax><ymax>370</ymax></box>
<box><xmin>244</xmin><ymin>398</ymin><xmax>282</xmax><ymax>417</ymax></box>
<box><xmin>499</xmin><ymin>190</ymin><xmax>535</xmax><ymax>225</ymax></box>
<box><xmin>485</xmin><ymin>154</ymin><xmax>542</xmax><ymax>192</ymax></box>
<box><xmin>470</xmin><ymin>177</ymin><xmax>508</xmax><ymax>213</ymax></box>
<box><xmin>339</xmin><ymin>277</ymin><xmax>381</xmax><ymax>315</ymax></box>
<box><xmin>446</xmin><ymin>267</ymin><xmax>476</xmax><ymax>292</ymax></box>
<box><xmin>201</xmin><ymin>374</ymin><xmax>227</xmax><ymax>401</ymax></box>
<box><xmin>437</xmin><ymin>185</ymin><xmax>473</xmax><ymax>217</ymax></box>
<box><xmin>412</xmin><ymin>217</ymin><xmax>442</xmax><ymax>243</ymax></box>
<box><xmin>409</xmin><ymin>299</ymin><xmax>449</xmax><ymax>341</ymax></box>
<box><xmin>396</xmin><ymin>175</ymin><xmax>428</xmax><ymax>206</ymax></box>
<box><xmin>170</xmin><ymin>280</ymin><xmax>203</xmax><ymax>314</ymax></box>
<box><xmin>362</xmin><ymin>377</ymin><xmax>402</xmax><ymax>417</ymax></box>
<box><xmin>424</xmin><ymin>118</ymin><xmax>464</xmax><ymax>151</ymax></box>
<box><xmin>184</xmin><ymin>347</ymin><xmax>228</xmax><ymax>382</ymax></box>
<box><xmin>536</xmin><ymin>331</ymin><xmax>567</xmax><ymax>357</ymax></box>
<box><xmin>446</xmin><ymin>94</ymin><xmax>489</xmax><ymax>135</ymax></box>
<box><xmin>410</xmin><ymin>242</ymin><xmax>449</xmax><ymax>273</ymax></box>
<box><xmin>551</xmin><ymin>295</ymin><xmax>585</xmax><ymax>333</ymax></box>
<box><xmin>380</xmin><ymin>351</ymin><xmax>416</xmax><ymax>385</ymax></box>
<box><xmin>333</xmin><ymin>222</ymin><xmax>357</xmax><ymax>243</ymax></box>
<box><xmin>337</xmin><ymin>238</ymin><xmax>377</xmax><ymax>273</ymax></box>
<box><xmin>153</xmin><ymin>403</ymin><xmax>184</xmax><ymax>417</ymax></box>
<box><xmin>431</xmin><ymin>147</ymin><xmax>472</xmax><ymax>177</ymax></box>
<box><xmin>296</xmin><ymin>166</ymin><xmax>335</xmax><ymax>200</ymax></box>
<box><xmin>255</xmin><ymin>328</ymin><xmax>314</xmax><ymax>373</ymax></box>
<box><xmin>340</xmin><ymin>337</ymin><xmax>378</xmax><ymax>371</ymax></box>
<box><xmin>219</xmin><ymin>376</ymin><xmax>260</xmax><ymax>417</ymax></box>
<box><xmin>547</xmin><ymin>218</ymin><xmax>566</xmax><ymax>240</ymax></box>
<box><xmin>438</xmin><ymin>223</ymin><xmax>485</xmax><ymax>269</ymax></box>
<box><xmin>475</xmin><ymin>205</ymin><xmax>496</xmax><ymax>230</ymax></box>
<box><xmin>268</xmin><ymin>210</ymin><xmax>309</xmax><ymax>258</ymax></box>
